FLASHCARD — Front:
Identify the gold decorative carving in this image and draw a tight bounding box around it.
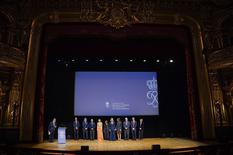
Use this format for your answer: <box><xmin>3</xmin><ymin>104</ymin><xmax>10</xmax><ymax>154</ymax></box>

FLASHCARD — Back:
<box><xmin>95</xmin><ymin>0</ymin><xmax>140</xmax><ymax>29</ymax></box>
<box><xmin>0</xmin><ymin>42</ymin><xmax>24</xmax><ymax>128</ymax></box>
<box><xmin>0</xmin><ymin>80</ymin><xmax>9</xmax><ymax>127</ymax></box>
<box><xmin>208</xmin><ymin>46</ymin><xmax>233</xmax><ymax>70</ymax></box>
<box><xmin>209</xmin><ymin>71</ymin><xmax>227</xmax><ymax>126</ymax></box>
<box><xmin>6</xmin><ymin>71</ymin><xmax>23</xmax><ymax>127</ymax></box>
<box><xmin>0</xmin><ymin>42</ymin><xmax>25</xmax><ymax>69</ymax></box>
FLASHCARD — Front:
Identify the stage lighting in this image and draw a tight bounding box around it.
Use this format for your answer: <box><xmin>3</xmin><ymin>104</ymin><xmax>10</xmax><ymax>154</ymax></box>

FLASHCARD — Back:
<box><xmin>115</xmin><ymin>59</ymin><xmax>119</xmax><ymax>62</ymax></box>
<box><xmin>169</xmin><ymin>59</ymin><xmax>174</xmax><ymax>63</ymax></box>
<box><xmin>57</xmin><ymin>59</ymin><xmax>61</xmax><ymax>62</ymax></box>
<box><xmin>143</xmin><ymin>59</ymin><xmax>147</xmax><ymax>62</ymax></box>
<box><xmin>72</xmin><ymin>59</ymin><xmax>75</xmax><ymax>62</ymax></box>
<box><xmin>156</xmin><ymin>59</ymin><xmax>160</xmax><ymax>63</ymax></box>
<box><xmin>85</xmin><ymin>59</ymin><xmax>89</xmax><ymax>62</ymax></box>
<box><xmin>65</xmin><ymin>63</ymin><xmax>69</xmax><ymax>67</ymax></box>
<box><xmin>99</xmin><ymin>59</ymin><xmax>103</xmax><ymax>62</ymax></box>
<box><xmin>129</xmin><ymin>59</ymin><xmax>133</xmax><ymax>62</ymax></box>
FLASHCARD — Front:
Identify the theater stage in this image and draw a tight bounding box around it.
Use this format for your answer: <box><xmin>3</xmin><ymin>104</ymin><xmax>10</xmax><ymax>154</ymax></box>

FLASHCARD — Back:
<box><xmin>16</xmin><ymin>138</ymin><xmax>211</xmax><ymax>152</ymax></box>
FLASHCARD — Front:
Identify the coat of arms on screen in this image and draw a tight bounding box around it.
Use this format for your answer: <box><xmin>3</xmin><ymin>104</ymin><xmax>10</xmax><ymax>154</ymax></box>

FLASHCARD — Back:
<box><xmin>146</xmin><ymin>77</ymin><xmax>158</xmax><ymax>108</ymax></box>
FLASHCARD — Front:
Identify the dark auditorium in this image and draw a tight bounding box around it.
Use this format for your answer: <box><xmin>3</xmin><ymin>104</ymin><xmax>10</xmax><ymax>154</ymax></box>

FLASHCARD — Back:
<box><xmin>0</xmin><ymin>0</ymin><xmax>233</xmax><ymax>155</ymax></box>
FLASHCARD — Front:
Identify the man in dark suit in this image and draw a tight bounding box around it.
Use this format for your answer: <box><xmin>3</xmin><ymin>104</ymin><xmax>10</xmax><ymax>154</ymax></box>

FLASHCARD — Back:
<box><xmin>109</xmin><ymin>118</ymin><xmax>116</xmax><ymax>141</ymax></box>
<box><xmin>123</xmin><ymin>117</ymin><xmax>130</xmax><ymax>140</ymax></box>
<box><xmin>73</xmin><ymin>117</ymin><xmax>80</xmax><ymax>140</ymax></box>
<box><xmin>89</xmin><ymin>119</ymin><xmax>96</xmax><ymax>140</ymax></box>
<box><xmin>48</xmin><ymin>118</ymin><xmax>57</xmax><ymax>142</ymax></box>
<box><xmin>82</xmin><ymin>117</ymin><xmax>88</xmax><ymax>139</ymax></box>
<box><xmin>103</xmin><ymin>120</ymin><xmax>109</xmax><ymax>140</ymax></box>
<box><xmin>138</xmin><ymin>118</ymin><xmax>144</xmax><ymax>139</ymax></box>
<box><xmin>131</xmin><ymin>117</ymin><xmax>137</xmax><ymax>140</ymax></box>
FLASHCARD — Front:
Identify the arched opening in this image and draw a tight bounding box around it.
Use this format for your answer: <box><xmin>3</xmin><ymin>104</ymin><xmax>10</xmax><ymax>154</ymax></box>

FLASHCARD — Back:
<box><xmin>20</xmin><ymin>13</ymin><xmax>214</xmax><ymax>142</ymax></box>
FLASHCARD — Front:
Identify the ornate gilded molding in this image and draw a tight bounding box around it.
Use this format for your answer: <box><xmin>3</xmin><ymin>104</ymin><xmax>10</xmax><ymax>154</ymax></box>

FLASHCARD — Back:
<box><xmin>0</xmin><ymin>42</ymin><xmax>25</xmax><ymax>69</ymax></box>
<box><xmin>4</xmin><ymin>71</ymin><xmax>23</xmax><ymax>127</ymax></box>
<box><xmin>209</xmin><ymin>71</ymin><xmax>229</xmax><ymax>126</ymax></box>
<box><xmin>95</xmin><ymin>0</ymin><xmax>140</xmax><ymax>29</ymax></box>
<box><xmin>208</xmin><ymin>46</ymin><xmax>233</xmax><ymax>70</ymax></box>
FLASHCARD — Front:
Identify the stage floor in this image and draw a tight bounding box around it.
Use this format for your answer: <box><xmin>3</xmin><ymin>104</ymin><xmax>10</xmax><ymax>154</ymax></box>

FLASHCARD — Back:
<box><xmin>16</xmin><ymin>138</ymin><xmax>211</xmax><ymax>151</ymax></box>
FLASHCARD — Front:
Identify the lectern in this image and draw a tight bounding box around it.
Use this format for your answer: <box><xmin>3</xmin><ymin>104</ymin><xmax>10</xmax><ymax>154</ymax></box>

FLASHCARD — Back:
<box><xmin>58</xmin><ymin>127</ymin><xmax>66</xmax><ymax>144</ymax></box>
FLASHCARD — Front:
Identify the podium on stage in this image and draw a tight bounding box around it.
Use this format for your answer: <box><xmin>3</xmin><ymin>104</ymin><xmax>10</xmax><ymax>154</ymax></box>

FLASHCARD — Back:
<box><xmin>58</xmin><ymin>127</ymin><xmax>66</xmax><ymax>144</ymax></box>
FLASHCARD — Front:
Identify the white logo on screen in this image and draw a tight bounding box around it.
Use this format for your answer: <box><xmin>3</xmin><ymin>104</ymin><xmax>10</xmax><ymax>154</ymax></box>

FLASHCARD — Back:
<box><xmin>105</xmin><ymin>102</ymin><xmax>110</xmax><ymax>108</ymax></box>
<box><xmin>146</xmin><ymin>76</ymin><xmax>158</xmax><ymax>108</ymax></box>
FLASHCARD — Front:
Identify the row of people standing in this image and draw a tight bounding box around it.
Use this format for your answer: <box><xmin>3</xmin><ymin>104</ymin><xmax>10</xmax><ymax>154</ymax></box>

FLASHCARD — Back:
<box><xmin>73</xmin><ymin>117</ymin><xmax>144</xmax><ymax>141</ymax></box>
<box><xmin>48</xmin><ymin>117</ymin><xmax>144</xmax><ymax>142</ymax></box>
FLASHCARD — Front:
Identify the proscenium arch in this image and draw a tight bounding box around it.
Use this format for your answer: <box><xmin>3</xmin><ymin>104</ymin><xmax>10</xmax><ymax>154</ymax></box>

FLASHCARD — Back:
<box><xmin>20</xmin><ymin>12</ymin><xmax>215</xmax><ymax>142</ymax></box>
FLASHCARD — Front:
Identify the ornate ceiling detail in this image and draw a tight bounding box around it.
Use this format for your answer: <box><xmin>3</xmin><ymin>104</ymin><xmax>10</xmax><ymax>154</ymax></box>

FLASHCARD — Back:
<box><xmin>95</xmin><ymin>0</ymin><xmax>140</xmax><ymax>29</ymax></box>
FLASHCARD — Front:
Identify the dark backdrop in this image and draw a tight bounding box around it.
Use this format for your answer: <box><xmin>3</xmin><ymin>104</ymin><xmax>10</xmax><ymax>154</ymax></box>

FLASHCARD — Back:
<box><xmin>44</xmin><ymin>35</ymin><xmax>190</xmax><ymax>139</ymax></box>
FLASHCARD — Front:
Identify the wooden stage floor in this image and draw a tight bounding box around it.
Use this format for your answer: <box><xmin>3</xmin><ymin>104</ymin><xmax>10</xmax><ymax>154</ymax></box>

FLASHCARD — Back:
<box><xmin>16</xmin><ymin>138</ymin><xmax>211</xmax><ymax>152</ymax></box>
